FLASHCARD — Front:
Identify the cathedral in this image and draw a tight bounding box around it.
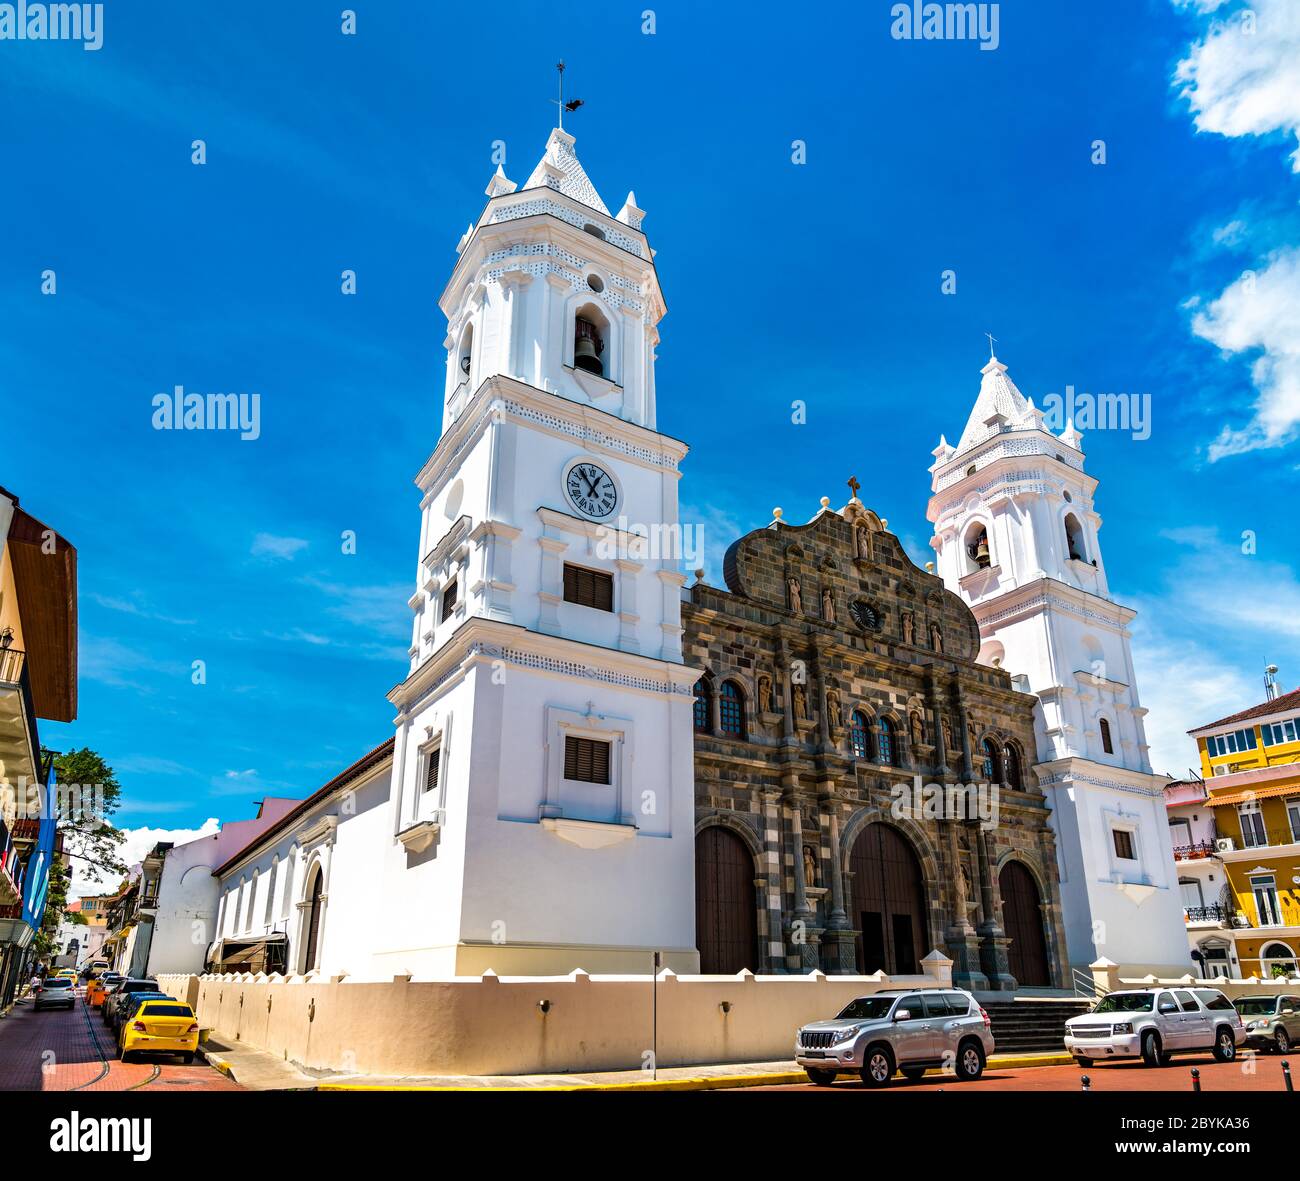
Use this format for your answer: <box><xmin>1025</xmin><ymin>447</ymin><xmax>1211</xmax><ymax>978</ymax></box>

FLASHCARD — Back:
<box><xmin>203</xmin><ymin>124</ymin><xmax>1189</xmax><ymax>988</ymax></box>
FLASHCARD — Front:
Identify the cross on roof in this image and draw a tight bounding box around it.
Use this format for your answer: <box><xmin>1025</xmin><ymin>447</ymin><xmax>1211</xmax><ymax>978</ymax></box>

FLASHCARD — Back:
<box><xmin>847</xmin><ymin>475</ymin><xmax>861</xmax><ymax>500</ymax></box>
<box><xmin>985</xmin><ymin>332</ymin><xmax>997</xmax><ymax>358</ymax></box>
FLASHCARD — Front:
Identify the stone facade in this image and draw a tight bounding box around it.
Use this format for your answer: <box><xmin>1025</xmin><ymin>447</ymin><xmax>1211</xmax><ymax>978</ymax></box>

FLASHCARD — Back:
<box><xmin>683</xmin><ymin>498</ymin><xmax>1069</xmax><ymax>990</ymax></box>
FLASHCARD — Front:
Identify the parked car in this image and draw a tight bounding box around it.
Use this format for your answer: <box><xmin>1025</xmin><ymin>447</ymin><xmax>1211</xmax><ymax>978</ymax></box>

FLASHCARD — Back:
<box><xmin>1235</xmin><ymin>994</ymin><xmax>1300</xmax><ymax>1054</ymax></box>
<box><xmin>119</xmin><ymin>1000</ymin><xmax>199</xmax><ymax>1065</ymax></box>
<box><xmin>1064</xmin><ymin>987</ymin><xmax>1245</xmax><ymax>1067</ymax></box>
<box><xmin>81</xmin><ymin>960</ymin><xmax>109</xmax><ymax>981</ymax></box>
<box><xmin>33</xmin><ymin>977</ymin><xmax>76</xmax><ymax>1011</ymax></box>
<box><xmin>103</xmin><ymin>979</ymin><xmax>161</xmax><ymax>1032</ymax></box>
<box><xmin>113</xmin><ymin>992</ymin><xmax>174</xmax><ymax>1042</ymax></box>
<box><xmin>86</xmin><ymin>972</ymin><xmax>122</xmax><ymax>1008</ymax></box>
<box><xmin>795</xmin><ymin>988</ymin><xmax>994</xmax><ymax>1087</ymax></box>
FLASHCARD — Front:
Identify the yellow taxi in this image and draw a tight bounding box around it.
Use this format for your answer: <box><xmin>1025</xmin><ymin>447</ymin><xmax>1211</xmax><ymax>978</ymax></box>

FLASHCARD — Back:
<box><xmin>119</xmin><ymin>999</ymin><xmax>200</xmax><ymax>1064</ymax></box>
<box><xmin>86</xmin><ymin>973</ymin><xmax>121</xmax><ymax>1008</ymax></box>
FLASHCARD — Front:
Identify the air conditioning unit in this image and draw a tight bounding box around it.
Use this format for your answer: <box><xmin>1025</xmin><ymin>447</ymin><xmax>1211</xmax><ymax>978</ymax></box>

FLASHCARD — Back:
<box><xmin>1215</xmin><ymin>837</ymin><xmax>1236</xmax><ymax>853</ymax></box>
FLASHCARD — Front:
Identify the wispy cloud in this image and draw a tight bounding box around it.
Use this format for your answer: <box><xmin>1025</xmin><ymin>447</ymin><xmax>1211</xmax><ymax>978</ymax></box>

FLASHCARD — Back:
<box><xmin>251</xmin><ymin>533</ymin><xmax>309</xmax><ymax>561</ymax></box>
<box><xmin>71</xmin><ymin>818</ymin><xmax>221</xmax><ymax>899</ymax></box>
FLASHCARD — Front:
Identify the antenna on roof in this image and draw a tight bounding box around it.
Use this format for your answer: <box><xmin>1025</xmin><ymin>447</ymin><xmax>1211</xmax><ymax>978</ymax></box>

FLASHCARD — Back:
<box><xmin>1265</xmin><ymin>663</ymin><xmax>1280</xmax><ymax>702</ymax></box>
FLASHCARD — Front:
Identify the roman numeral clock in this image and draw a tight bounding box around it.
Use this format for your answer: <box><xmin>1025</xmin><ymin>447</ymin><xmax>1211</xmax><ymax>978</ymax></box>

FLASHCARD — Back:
<box><xmin>565</xmin><ymin>460</ymin><xmax>619</xmax><ymax>519</ymax></box>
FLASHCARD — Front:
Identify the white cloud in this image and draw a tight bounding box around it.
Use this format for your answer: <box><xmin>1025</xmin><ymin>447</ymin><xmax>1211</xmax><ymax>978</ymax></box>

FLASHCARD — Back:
<box><xmin>1174</xmin><ymin>0</ymin><xmax>1300</xmax><ymax>171</ymax></box>
<box><xmin>251</xmin><ymin>533</ymin><xmax>309</xmax><ymax>560</ymax></box>
<box><xmin>1191</xmin><ymin>248</ymin><xmax>1300</xmax><ymax>458</ymax></box>
<box><xmin>71</xmin><ymin>818</ymin><xmax>220</xmax><ymax>899</ymax></box>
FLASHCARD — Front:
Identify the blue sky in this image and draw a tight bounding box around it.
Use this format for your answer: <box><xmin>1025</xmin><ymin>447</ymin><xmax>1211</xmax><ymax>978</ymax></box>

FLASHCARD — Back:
<box><xmin>3</xmin><ymin>1</ymin><xmax>1299</xmax><ymax>889</ymax></box>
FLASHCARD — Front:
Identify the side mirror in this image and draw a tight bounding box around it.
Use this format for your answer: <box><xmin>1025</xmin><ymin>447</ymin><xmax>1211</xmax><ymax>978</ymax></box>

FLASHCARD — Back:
<box><xmin>894</xmin><ymin>1008</ymin><xmax>912</xmax><ymax>1021</ymax></box>
<box><xmin>1283</xmin><ymin>1009</ymin><xmax>1295</xmax><ymax>1016</ymax></box>
<box><xmin>1158</xmin><ymin>1003</ymin><xmax>1177</xmax><ymax>1014</ymax></box>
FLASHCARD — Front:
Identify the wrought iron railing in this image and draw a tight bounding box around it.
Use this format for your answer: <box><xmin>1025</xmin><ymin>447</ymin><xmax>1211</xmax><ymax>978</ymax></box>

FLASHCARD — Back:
<box><xmin>1185</xmin><ymin>904</ymin><xmax>1232</xmax><ymax>923</ymax></box>
<box><xmin>1237</xmin><ymin>826</ymin><xmax>1300</xmax><ymax>851</ymax></box>
<box><xmin>1173</xmin><ymin>840</ymin><xmax>1217</xmax><ymax>860</ymax></box>
<box><xmin>0</xmin><ymin>646</ymin><xmax>24</xmax><ymax>685</ymax></box>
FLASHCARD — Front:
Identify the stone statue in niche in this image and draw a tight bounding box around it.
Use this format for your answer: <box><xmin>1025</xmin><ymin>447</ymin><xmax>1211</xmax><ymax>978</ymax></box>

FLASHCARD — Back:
<box><xmin>930</xmin><ymin>622</ymin><xmax>943</xmax><ymax>653</ymax></box>
<box><xmin>787</xmin><ymin>576</ymin><xmax>802</xmax><ymax>614</ymax></box>
<box><xmin>855</xmin><ymin>525</ymin><xmax>871</xmax><ymax>560</ymax></box>
<box><xmin>825</xmin><ymin>689</ymin><xmax>841</xmax><ymax>727</ymax></box>
<box><xmin>792</xmin><ymin>684</ymin><xmax>808</xmax><ymax>721</ymax></box>
<box><xmin>910</xmin><ymin>711</ymin><xmax>924</xmax><ymax>747</ymax></box>
<box><xmin>941</xmin><ymin>716</ymin><xmax>953</xmax><ymax>752</ymax></box>
<box><xmin>902</xmin><ymin>611</ymin><xmax>915</xmax><ymax>646</ymax></box>
<box><xmin>822</xmin><ymin>587</ymin><xmax>835</xmax><ymax>623</ymax></box>
<box><xmin>757</xmin><ymin>673</ymin><xmax>772</xmax><ymax>714</ymax></box>
<box><xmin>803</xmin><ymin>845</ymin><xmax>819</xmax><ymax>887</ymax></box>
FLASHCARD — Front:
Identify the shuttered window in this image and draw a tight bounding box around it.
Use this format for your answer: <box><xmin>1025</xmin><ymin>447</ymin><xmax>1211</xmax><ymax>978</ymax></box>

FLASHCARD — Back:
<box><xmin>563</xmin><ymin>564</ymin><xmax>614</xmax><ymax>611</ymax></box>
<box><xmin>564</xmin><ymin>736</ymin><xmax>611</xmax><ymax>784</ymax></box>
<box><xmin>423</xmin><ymin>746</ymin><xmax>441</xmax><ymax>794</ymax></box>
<box><xmin>441</xmin><ymin>580</ymin><xmax>459</xmax><ymax>622</ymax></box>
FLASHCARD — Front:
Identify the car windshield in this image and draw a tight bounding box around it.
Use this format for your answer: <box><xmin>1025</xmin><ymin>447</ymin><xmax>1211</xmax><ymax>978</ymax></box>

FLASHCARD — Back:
<box><xmin>139</xmin><ymin>1004</ymin><xmax>193</xmax><ymax>1018</ymax></box>
<box><xmin>1235</xmin><ymin>997</ymin><xmax>1278</xmax><ymax>1016</ymax></box>
<box><xmin>42</xmin><ymin>979</ymin><xmax>71</xmax><ymax>989</ymax></box>
<box><xmin>1091</xmin><ymin>992</ymin><xmax>1155</xmax><ymax>1014</ymax></box>
<box><xmin>835</xmin><ymin>997</ymin><xmax>897</xmax><ymax>1021</ymax></box>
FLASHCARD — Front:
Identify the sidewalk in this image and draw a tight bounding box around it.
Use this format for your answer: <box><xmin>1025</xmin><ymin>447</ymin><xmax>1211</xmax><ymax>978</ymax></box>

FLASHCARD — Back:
<box><xmin>199</xmin><ymin>1038</ymin><xmax>1072</xmax><ymax>1091</ymax></box>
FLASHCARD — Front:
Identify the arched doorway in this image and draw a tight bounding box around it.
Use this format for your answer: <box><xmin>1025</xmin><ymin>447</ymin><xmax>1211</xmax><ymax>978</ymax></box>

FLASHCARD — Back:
<box><xmin>695</xmin><ymin>826</ymin><xmax>757</xmax><ymax>974</ymax></box>
<box><xmin>302</xmin><ymin>869</ymin><xmax>324</xmax><ymax>973</ymax></box>
<box><xmin>850</xmin><ymin>824</ymin><xmax>927</xmax><ymax>975</ymax></box>
<box><xmin>999</xmin><ymin>860</ymin><xmax>1050</xmax><ymax>986</ymax></box>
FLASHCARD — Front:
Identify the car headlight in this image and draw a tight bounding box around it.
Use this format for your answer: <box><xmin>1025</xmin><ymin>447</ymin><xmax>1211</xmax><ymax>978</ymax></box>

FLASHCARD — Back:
<box><xmin>1112</xmin><ymin>1023</ymin><xmax>1133</xmax><ymax>1034</ymax></box>
<box><xmin>831</xmin><ymin>1025</ymin><xmax>861</xmax><ymax>1045</ymax></box>
<box><xmin>1246</xmin><ymin>1020</ymin><xmax>1260</xmax><ymax>1030</ymax></box>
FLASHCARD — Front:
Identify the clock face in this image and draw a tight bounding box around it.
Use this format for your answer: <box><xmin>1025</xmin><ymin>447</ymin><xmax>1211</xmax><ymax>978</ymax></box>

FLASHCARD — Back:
<box><xmin>850</xmin><ymin>600</ymin><xmax>882</xmax><ymax>632</ymax></box>
<box><xmin>565</xmin><ymin>461</ymin><xmax>618</xmax><ymax>519</ymax></box>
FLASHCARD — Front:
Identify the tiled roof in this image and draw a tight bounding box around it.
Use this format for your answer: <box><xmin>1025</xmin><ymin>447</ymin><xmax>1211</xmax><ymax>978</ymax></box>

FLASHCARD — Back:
<box><xmin>1190</xmin><ymin>686</ymin><xmax>1300</xmax><ymax>733</ymax></box>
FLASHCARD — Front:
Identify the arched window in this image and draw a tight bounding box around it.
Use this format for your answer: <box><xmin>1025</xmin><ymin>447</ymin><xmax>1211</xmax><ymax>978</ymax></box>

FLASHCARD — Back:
<box><xmin>264</xmin><ymin>858</ymin><xmax>278</xmax><ymax>926</ymax></box>
<box><xmin>1261</xmin><ymin>942</ymin><xmax>1297</xmax><ymax>978</ymax></box>
<box><xmin>719</xmin><ymin>681</ymin><xmax>745</xmax><ymax>738</ymax></box>
<box><xmin>964</xmin><ymin>521</ymin><xmax>991</xmax><ymax>572</ymax></box>
<box><xmin>1064</xmin><ymin>513</ymin><xmax>1087</xmax><ymax>563</ymax></box>
<box><xmin>1100</xmin><ymin>717</ymin><xmax>1114</xmax><ymax>754</ymax></box>
<box><xmin>302</xmin><ymin>869</ymin><xmax>325</xmax><ymax>974</ymax></box>
<box><xmin>573</xmin><ymin>303</ymin><xmax>609</xmax><ymax>377</ymax></box>
<box><xmin>877</xmin><ymin>717</ymin><xmax>896</xmax><ymax>766</ymax></box>
<box><xmin>282</xmin><ymin>846</ymin><xmax>296</xmax><ymax>922</ymax></box>
<box><xmin>231</xmin><ymin>880</ymin><xmax>244</xmax><ymax>935</ymax></box>
<box><xmin>1005</xmin><ymin>745</ymin><xmax>1022</xmax><ymax>790</ymax></box>
<box><xmin>457</xmin><ymin>323</ymin><xmax>473</xmax><ymax>379</ymax></box>
<box><xmin>981</xmin><ymin>739</ymin><xmax>1001</xmax><ymax>783</ymax></box>
<box><xmin>693</xmin><ymin>679</ymin><xmax>712</xmax><ymax>733</ymax></box>
<box><xmin>849</xmin><ymin>711</ymin><xmax>872</xmax><ymax>760</ymax></box>
<box><xmin>246</xmin><ymin>872</ymin><xmax>258</xmax><ymax>932</ymax></box>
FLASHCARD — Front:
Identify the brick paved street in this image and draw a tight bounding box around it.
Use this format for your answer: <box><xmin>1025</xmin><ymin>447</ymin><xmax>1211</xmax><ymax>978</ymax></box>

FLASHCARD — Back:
<box><xmin>733</xmin><ymin>1053</ymin><xmax>1295</xmax><ymax>1093</ymax></box>
<box><xmin>0</xmin><ymin>988</ymin><xmax>242</xmax><ymax>1092</ymax></box>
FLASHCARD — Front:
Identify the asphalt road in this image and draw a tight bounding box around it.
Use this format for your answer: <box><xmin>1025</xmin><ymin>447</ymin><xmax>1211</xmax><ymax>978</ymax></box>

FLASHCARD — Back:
<box><xmin>733</xmin><ymin>1052</ymin><xmax>1296</xmax><ymax>1092</ymax></box>
<box><xmin>0</xmin><ymin>987</ymin><xmax>242</xmax><ymax>1092</ymax></box>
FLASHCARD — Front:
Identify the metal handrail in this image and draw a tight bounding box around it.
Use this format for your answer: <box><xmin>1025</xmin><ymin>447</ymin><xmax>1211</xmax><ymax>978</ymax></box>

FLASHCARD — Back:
<box><xmin>1185</xmin><ymin>904</ymin><xmax>1232</xmax><ymax>923</ymax></box>
<box><xmin>1172</xmin><ymin>840</ymin><xmax>1217</xmax><ymax>860</ymax></box>
<box><xmin>1072</xmin><ymin>967</ymin><xmax>1105</xmax><ymax>999</ymax></box>
<box><xmin>0</xmin><ymin>646</ymin><xmax>24</xmax><ymax>685</ymax></box>
<box><xmin>1238</xmin><ymin>826</ymin><xmax>1300</xmax><ymax>851</ymax></box>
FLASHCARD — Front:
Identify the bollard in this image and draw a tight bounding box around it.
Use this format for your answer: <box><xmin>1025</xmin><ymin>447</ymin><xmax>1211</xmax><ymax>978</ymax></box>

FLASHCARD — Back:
<box><xmin>1081</xmin><ymin>1075</ymin><xmax>1091</xmax><ymax>1092</ymax></box>
<box><xmin>1283</xmin><ymin>1061</ymin><xmax>1294</xmax><ymax>1093</ymax></box>
<box><xmin>1190</xmin><ymin>1067</ymin><xmax>1200</xmax><ymax>1093</ymax></box>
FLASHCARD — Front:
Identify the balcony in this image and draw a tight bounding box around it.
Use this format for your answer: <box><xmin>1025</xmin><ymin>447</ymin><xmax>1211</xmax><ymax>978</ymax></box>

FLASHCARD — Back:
<box><xmin>1235</xmin><ymin>826</ymin><xmax>1300</xmax><ymax>853</ymax></box>
<box><xmin>1185</xmin><ymin>904</ymin><xmax>1233</xmax><ymax>925</ymax></box>
<box><xmin>0</xmin><ymin>646</ymin><xmax>41</xmax><ymax>789</ymax></box>
<box><xmin>1173</xmin><ymin>840</ymin><xmax>1217</xmax><ymax>861</ymax></box>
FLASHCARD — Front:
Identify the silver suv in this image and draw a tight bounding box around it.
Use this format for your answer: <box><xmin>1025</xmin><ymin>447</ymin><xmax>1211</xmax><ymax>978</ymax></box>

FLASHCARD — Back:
<box><xmin>1064</xmin><ymin>987</ymin><xmax>1245</xmax><ymax>1067</ymax></box>
<box><xmin>795</xmin><ymin>988</ymin><xmax>994</xmax><ymax>1087</ymax></box>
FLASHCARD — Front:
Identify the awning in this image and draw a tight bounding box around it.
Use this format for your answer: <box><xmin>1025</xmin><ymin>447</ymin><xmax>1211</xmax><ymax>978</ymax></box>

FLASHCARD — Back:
<box><xmin>1206</xmin><ymin>782</ymin><xmax>1300</xmax><ymax>808</ymax></box>
<box><xmin>210</xmin><ymin>934</ymin><xmax>287</xmax><ymax>972</ymax></box>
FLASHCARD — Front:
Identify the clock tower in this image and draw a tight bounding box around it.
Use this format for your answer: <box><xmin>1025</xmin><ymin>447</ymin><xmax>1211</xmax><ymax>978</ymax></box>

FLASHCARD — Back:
<box><xmin>377</xmin><ymin>126</ymin><xmax>700</xmax><ymax>978</ymax></box>
<box><xmin>926</xmin><ymin>351</ymin><xmax>1190</xmax><ymax>977</ymax></box>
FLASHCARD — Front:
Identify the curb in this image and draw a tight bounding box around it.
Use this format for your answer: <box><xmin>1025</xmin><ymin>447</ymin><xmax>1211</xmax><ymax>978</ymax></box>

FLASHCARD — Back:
<box><xmin>316</xmin><ymin>1052</ymin><xmax>1075</xmax><ymax>1092</ymax></box>
<box><xmin>198</xmin><ymin>1045</ymin><xmax>237</xmax><ymax>1081</ymax></box>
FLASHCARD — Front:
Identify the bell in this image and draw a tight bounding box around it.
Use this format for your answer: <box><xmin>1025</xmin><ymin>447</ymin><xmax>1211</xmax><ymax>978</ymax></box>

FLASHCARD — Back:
<box><xmin>574</xmin><ymin>318</ymin><xmax>604</xmax><ymax>375</ymax></box>
<box><xmin>974</xmin><ymin>536</ymin><xmax>990</xmax><ymax>565</ymax></box>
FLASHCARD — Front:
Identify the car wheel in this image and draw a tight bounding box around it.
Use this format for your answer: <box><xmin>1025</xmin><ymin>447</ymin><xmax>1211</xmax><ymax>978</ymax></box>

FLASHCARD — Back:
<box><xmin>1075</xmin><ymin>1056</ymin><xmax>1093</xmax><ymax>1067</ymax></box>
<box><xmin>1275</xmin><ymin>1028</ymin><xmax>1291</xmax><ymax>1054</ymax></box>
<box><xmin>181</xmin><ymin>1052</ymin><xmax>196</xmax><ymax>1066</ymax></box>
<box><xmin>1140</xmin><ymin>1031</ymin><xmax>1165</xmax><ymax>1067</ymax></box>
<box><xmin>955</xmin><ymin>1040</ymin><xmax>985</xmax><ymax>1081</ymax></box>
<box><xmin>120</xmin><ymin>1050</ymin><xmax>134</xmax><ymax>1064</ymax></box>
<box><xmin>1212</xmin><ymin>1026</ymin><xmax>1236</xmax><ymax>1063</ymax></box>
<box><xmin>900</xmin><ymin>1065</ymin><xmax>927</xmax><ymax>1081</ymax></box>
<box><xmin>860</xmin><ymin>1046</ymin><xmax>894</xmax><ymax>1088</ymax></box>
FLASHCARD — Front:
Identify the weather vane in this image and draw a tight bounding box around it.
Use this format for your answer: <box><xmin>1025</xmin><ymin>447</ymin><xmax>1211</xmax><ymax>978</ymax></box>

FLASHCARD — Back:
<box><xmin>552</xmin><ymin>61</ymin><xmax>585</xmax><ymax>129</ymax></box>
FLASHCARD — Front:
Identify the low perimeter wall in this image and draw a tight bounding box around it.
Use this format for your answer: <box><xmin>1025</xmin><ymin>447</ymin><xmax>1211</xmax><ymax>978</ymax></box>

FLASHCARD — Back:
<box><xmin>156</xmin><ymin>955</ymin><xmax>954</xmax><ymax>1077</ymax></box>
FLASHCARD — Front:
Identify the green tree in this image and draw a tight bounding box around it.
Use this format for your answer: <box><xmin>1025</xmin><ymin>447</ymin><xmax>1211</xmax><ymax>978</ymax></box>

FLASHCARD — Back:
<box><xmin>50</xmin><ymin>747</ymin><xmax>126</xmax><ymax>885</ymax></box>
<box><xmin>31</xmin><ymin>859</ymin><xmax>81</xmax><ymax>961</ymax></box>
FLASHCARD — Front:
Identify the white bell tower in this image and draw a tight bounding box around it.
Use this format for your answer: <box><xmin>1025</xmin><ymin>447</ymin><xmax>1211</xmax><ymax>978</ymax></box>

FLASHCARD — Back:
<box><xmin>374</xmin><ymin>125</ymin><xmax>700</xmax><ymax>978</ymax></box>
<box><xmin>927</xmin><ymin>351</ymin><xmax>1190</xmax><ymax>977</ymax></box>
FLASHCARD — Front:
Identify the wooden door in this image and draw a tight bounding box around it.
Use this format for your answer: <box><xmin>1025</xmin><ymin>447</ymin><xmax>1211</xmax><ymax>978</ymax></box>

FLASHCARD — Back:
<box><xmin>695</xmin><ymin>827</ymin><xmax>757</xmax><ymax>974</ymax></box>
<box><xmin>850</xmin><ymin>824</ymin><xmax>926</xmax><ymax>975</ymax></box>
<box><xmin>999</xmin><ymin>860</ymin><xmax>1049</xmax><ymax>986</ymax></box>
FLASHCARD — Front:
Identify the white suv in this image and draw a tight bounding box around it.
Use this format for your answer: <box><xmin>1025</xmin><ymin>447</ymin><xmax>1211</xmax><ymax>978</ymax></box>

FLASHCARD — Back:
<box><xmin>1064</xmin><ymin>987</ymin><xmax>1245</xmax><ymax>1067</ymax></box>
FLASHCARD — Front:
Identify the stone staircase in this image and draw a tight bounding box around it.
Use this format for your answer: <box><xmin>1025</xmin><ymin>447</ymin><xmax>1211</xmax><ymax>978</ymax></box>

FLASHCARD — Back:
<box><xmin>983</xmin><ymin>998</ymin><xmax>1093</xmax><ymax>1055</ymax></box>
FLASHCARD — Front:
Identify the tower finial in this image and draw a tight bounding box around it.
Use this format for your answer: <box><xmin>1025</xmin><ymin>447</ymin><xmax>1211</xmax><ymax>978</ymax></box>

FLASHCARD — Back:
<box><xmin>551</xmin><ymin>60</ymin><xmax>584</xmax><ymax>130</ymax></box>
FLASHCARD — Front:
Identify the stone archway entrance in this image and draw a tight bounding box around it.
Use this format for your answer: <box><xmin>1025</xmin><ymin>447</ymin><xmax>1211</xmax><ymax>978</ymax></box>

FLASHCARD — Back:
<box><xmin>850</xmin><ymin>823</ymin><xmax>927</xmax><ymax>975</ymax></box>
<box><xmin>695</xmin><ymin>826</ymin><xmax>758</xmax><ymax>974</ymax></box>
<box><xmin>999</xmin><ymin>859</ymin><xmax>1050</xmax><ymax>986</ymax></box>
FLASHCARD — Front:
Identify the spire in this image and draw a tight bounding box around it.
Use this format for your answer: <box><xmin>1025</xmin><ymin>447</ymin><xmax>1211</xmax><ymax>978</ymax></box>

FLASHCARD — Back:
<box><xmin>954</xmin><ymin>351</ymin><xmax>1032</xmax><ymax>456</ymax></box>
<box><xmin>485</xmin><ymin>163</ymin><xmax>517</xmax><ymax>199</ymax></box>
<box><xmin>522</xmin><ymin>127</ymin><xmax>609</xmax><ymax>215</ymax></box>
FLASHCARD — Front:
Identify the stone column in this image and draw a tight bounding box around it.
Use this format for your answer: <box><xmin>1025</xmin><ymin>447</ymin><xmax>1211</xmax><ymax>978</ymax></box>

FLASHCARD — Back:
<box><xmin>927</xmin><ymin>668</ymin><xmax>949</xmax><ymax>776</ymax></box>
<box><xmin>973</xmin><ymin>824</ymin><xmax>1015</xmax><ymax>989</ymax></box>
<box><xmin>776</xmin><ymin>638</ymin><xmax>795</xmax><ymax>741</ymax></box>
<box><xmin>786</xmin><ymin>796</ymin><xmax>821</xmax><ymax>973</ymax></box>
<box><xmin>943</xmin><ymin>819</ymin><xmax>988</xmax><ymax>990</ymax></box>
<box><xmin>820</xmin><ymin>790</ymin><xmax>858</xmax><ymax>974</ymax></box>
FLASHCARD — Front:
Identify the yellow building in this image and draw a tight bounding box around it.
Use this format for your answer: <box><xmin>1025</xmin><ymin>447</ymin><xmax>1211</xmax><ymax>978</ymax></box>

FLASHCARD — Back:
<box><xmin>1188</xmin><ymin>685</ymin><xmax>1300</xmax><ymax>979</ymax></box>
